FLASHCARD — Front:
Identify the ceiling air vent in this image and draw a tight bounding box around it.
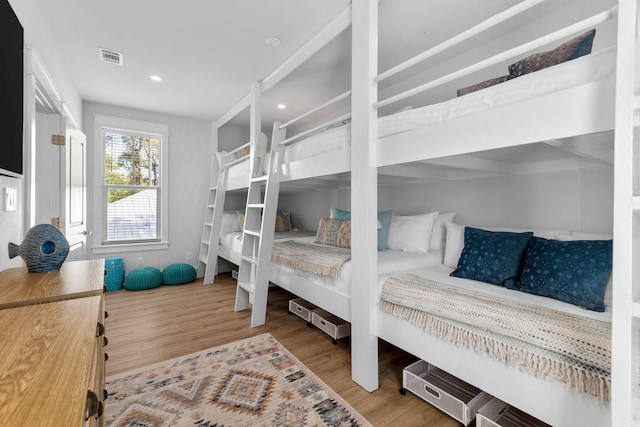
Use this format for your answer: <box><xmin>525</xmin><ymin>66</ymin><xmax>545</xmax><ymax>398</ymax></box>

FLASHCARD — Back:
<box><xmin>98</xmin><ymin>47</ymin><xmax>123</xmax><ymax>66</ymax></box>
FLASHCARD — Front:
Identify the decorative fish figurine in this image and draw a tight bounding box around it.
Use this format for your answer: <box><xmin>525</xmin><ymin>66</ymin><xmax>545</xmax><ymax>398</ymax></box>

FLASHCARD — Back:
<box><xmin>8</xmin><ymin>224</ymin><xmax>70</xmax><ymax>272</ymax></box>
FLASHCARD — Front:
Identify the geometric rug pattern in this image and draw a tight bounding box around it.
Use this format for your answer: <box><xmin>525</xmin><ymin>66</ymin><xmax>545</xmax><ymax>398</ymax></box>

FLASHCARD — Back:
<box><xmin>105</xmin><ymin>333</ymin><xmax>371</xmax><ymax>426</ymax></box>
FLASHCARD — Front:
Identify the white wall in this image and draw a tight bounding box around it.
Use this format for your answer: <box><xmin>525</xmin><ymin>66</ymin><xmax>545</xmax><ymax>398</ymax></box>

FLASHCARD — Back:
<box><xmin>0</xmin><ymin>176</ymin><xmax>24</xmax><ymax>271</ymax></box>
<box><xmin>83</xmin><ymin>102</ymin><xmax>212</xmax><ymax>274</ymax></box>
<box><xmin>279</xmin><ymin>167</ymin><xmax>614</xmax><ymax>235</ymax></box>
<box><xmin>9</xmin><ymin>0</ymin><xmax>82</xmax><ymax>127</ymax></box>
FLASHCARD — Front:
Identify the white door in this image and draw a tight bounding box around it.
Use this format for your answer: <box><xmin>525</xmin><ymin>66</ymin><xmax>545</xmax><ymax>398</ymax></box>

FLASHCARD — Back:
<box><xmin>65</xmin><ymin>128</ymin><xmax>88</xmax><ymax>261</ymax></box>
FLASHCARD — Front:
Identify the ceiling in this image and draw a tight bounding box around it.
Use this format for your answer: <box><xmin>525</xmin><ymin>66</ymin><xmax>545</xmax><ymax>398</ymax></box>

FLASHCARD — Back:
<box><xmin>33</xmin><ymin>0</ymin><xmax>614</xmax><ymax>136</ymax></box>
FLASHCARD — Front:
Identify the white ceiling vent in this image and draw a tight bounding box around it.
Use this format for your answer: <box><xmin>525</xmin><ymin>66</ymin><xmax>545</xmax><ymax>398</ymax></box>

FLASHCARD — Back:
<box><xmin>98</xmin><ymin>47</ymin><xmax>123</xmax><ymax>66</ymax></box>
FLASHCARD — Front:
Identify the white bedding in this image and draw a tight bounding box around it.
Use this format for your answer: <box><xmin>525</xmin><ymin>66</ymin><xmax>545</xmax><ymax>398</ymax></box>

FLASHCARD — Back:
<box><xmin>378</xmin><ymin>263</ymin><xmax>612</xmax><ymax>323</ymax></box>
<box><xmin>272</xmin><ymin>246</ymin><xmax>444</xmax><ymax>297</ymax></box>
<box><xmin>224</xmin><ymin>48</ymin><xmax>617</xmax><ymax>181</ymax></box>
<box><xmin>219</xmin><ymin>231</ymin><xmax>444</xmax><ymax>297</ymax></box>
<box><xmin>377</xmin><ymin>46</ymin><xmax>617</xmax><ymax>138</ymax></box>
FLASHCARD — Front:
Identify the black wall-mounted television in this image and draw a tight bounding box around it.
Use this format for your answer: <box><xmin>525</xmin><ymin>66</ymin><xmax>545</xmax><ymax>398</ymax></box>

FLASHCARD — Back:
<box><xmin>0</xmin><ymin>0</ymin><xmax>23</xmax><ymax>178</ymax></box>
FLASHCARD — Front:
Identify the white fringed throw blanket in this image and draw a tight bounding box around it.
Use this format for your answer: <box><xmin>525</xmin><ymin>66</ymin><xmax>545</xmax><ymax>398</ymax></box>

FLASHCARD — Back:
<box><xmin>379</xmin><ymin>274</ymin><xmax>611</xmax><ymax>400</ymax></box>
<box><xmin>271</xmin><ymin>241</ymin><xmax>351</xmax><ymax>279</ymax></box>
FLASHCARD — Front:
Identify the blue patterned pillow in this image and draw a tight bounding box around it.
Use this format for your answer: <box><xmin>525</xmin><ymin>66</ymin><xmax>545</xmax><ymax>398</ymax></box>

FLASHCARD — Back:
<box><xmin>329</xmin><ymin>208</ymin><xmax>393</xmax><ymax>251</ymax></box>
<box><xmin>450</xmin><ymin>227</ymin><xmax>533</xmax><ymax>286</ymax></box>
<box><xmin>507</xmin><ymin>237</ymin><xmax>612</xmax><ymax>312</ymax></box>
<box><xmin>508</xmin><ymin>29</ymin><xmax>596</xmax><ymax>78</ymax></box>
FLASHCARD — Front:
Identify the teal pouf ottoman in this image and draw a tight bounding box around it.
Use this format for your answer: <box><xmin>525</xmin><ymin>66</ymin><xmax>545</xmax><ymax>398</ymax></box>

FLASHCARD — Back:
<box><xmin>125</xmin><ymin>267</ymin><xmax>163</xmax><ymax>291</ymax></box>
<box><xmin>162</xmin><ymin>263</ymin><xmax>197</xmax><ymax>285</ymax></box>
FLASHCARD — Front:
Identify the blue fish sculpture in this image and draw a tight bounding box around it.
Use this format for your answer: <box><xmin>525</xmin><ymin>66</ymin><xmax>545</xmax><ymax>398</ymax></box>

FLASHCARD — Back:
<box><xmin>8</xmin><ymin>224</ymin><xmax>70</xmax><ymax>272</ymax></box>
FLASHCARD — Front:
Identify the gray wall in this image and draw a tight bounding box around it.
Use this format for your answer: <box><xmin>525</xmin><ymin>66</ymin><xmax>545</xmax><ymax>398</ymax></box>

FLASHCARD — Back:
<box><xmin>83</xmin><ymin>102</ymin><xmax>212</xmax><ymax>273</ymax></box>
<box><xmin>279</xmin><ymin>166</ymin><xmax>613</xmax><ymax>235</ymax></box>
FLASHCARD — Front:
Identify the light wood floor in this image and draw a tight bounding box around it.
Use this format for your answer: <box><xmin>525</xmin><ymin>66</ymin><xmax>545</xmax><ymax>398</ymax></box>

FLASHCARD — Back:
<box><xmin>104</xmin><ymin>273</ymin><xmax>459</xmax><ymax>426</ymax></box>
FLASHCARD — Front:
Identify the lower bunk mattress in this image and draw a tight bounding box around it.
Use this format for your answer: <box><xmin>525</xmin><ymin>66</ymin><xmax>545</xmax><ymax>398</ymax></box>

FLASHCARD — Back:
<box><xmin>378</xmin><ymin>264</ymin><xmax>612</xmax><ymax>401</ymax></box>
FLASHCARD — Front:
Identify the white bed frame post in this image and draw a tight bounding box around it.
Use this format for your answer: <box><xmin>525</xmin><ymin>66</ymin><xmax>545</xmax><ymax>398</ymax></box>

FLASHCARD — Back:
<box><xmin>199</xmin><ymin>125</ymin><xmax>228</xmax><ymax>285</ymax></box>
<box><xmin>350</xmin><ymin>0</ymin><xmax>379</xmax><ymax>392</ymax></box>
<box><xmin>611</xmin><ymin>0</ymin><xmax>640</xmax><ymax>425</ymax></box>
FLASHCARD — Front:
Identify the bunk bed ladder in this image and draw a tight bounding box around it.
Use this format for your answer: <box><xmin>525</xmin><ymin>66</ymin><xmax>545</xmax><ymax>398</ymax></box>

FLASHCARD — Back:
<box><xmin>199</xmin><ymin>155</ymin><xmax>230</xmax><ymax>285</ymax></box>
<box><xmin>234</xmin><ymin>125</ymin><xmax>284</xmax><ymax>327</ymax></box>
<box><xmin>612</xmin><ymin>0</ymin><xmax>640</xmax><ymax>425</ymax></box>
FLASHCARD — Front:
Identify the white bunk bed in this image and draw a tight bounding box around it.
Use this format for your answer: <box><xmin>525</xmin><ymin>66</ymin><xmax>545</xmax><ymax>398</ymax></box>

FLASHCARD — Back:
<box><xmin>206</xmin><ymin>0</ymin><xmax>632</xmax><ymax>424</ymax></box>
<box><xmin>345</xmin><ymin>1</ymin><xmax>624</xmax><ymax>427</ymax></box>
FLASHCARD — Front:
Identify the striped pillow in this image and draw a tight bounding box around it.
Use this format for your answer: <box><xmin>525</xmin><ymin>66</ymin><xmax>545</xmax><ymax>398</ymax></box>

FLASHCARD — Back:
<box><xmin>314</xmin><ymin>217</ymin><xmax>351</xmax><ymax>248</ymax></box>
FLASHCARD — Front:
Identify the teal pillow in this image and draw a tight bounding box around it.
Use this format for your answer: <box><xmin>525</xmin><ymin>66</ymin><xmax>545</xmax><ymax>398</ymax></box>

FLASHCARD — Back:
<box><xmin>377</xmin><ymin>210</ymin><xmax>392</xmax><ymax>251</ymax></box>
<box><xmin>451</xmin><ymin>227</ymin><xmax>533</xmax><ymax>286</ymax></box>
<box><xmin>507</xmin><ymin>237</ymin><xmax>612</xmax><ymax>312</ymax></box>
<box><xmin>329</xmin><ymin>208</ymin><xmax>392</xmax><ymax>251</ymax></box>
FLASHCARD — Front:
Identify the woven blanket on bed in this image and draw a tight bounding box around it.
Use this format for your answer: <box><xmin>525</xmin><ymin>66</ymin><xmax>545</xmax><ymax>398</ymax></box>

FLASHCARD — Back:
<box><xmin>379</xmin><ymin>274</ymin><xmax>611</xmax><ymax>400</ymax></box>
<box><xmin>271</xmin><ymin>241</ymin><xmax>351</xmax><ymax>279</ymax></box>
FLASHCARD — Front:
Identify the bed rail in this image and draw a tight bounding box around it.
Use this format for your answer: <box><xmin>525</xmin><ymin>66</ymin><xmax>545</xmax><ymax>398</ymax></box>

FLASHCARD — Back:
<box><xmin>277</xmin><ymin>90</ymin><xmax>351</xmax><ymax>147</ymax></box>
<box><xmin>375</xmin><ymin>5</ymin><xmax>618</xmax><ymax>110</ymax></box>
<box><xmin>221</xmin><ymin>141</ymin><xmax>251</xmax><ymax>168</ymax></box>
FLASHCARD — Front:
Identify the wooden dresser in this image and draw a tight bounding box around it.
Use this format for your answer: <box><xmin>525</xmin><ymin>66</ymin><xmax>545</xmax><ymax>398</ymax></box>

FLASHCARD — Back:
<box><xmin>0</xmin><ymin>259</ymin><xmax>107</xmax><ymax>426</ymax></box>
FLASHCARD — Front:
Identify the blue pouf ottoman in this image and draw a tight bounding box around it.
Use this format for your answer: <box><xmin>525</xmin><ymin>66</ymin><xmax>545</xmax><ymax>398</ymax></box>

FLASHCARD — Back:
<box><xmin>125</xmin><ymin>267</ymin><xmax>163</xmax><ymax>291</ymax></box>
<box><xmin>162</xmin><ymin>263</ymin><xmax>197</xmax><ymax>285</ymax></box>
<box><xmin>104</xmin><ymin>257</ymin><xmax>125</xmax><ymax>291</ymax></box>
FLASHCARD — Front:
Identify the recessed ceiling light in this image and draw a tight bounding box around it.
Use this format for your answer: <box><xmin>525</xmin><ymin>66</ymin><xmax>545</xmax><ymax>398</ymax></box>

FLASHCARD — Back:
<box><xmin>150</xmin><ymin>75</ymin><xmax>163</xmax><ymax>82</ymax></box>
<box><xmin>277</xmin><ymin>104</ymin><xmax>286</xmax><ymax>109</ymax></box>
<box><xmin>266</xmin><ymin>37</ymin><xmax>281</xmax><ymax>47</ymax></box>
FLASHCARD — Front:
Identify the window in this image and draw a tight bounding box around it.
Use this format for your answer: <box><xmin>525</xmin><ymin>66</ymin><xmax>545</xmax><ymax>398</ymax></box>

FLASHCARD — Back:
<box><xmin>93</xmin><ymin>115</ymin><xmax>169</xmax><ymax>252</ymax></box>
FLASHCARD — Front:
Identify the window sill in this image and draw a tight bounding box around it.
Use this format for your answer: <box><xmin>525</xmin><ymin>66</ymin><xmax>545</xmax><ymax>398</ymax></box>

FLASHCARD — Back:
<box><xmin>92</xmin><ymin>242</ymin><xmax>169</xmax><ymax>255</ymax></box>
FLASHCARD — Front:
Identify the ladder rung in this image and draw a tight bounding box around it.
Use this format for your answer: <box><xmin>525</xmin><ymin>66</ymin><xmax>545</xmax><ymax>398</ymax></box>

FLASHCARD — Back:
<box><xmin>204</xmin><ymin>222</ymin><xmax>212</xmax><ymax>227</ymax></box>
<box><xmin>201</xmin><ymin>240</ymin><xmax>210</xmax><ymax>246</ymax></box>
<box><xmin>237</xmin><ymin>281</ymin><xmax>255</xmax><ymax>294</ymax></box>
<box><xmin>241</xmin><ymin>256</ymin><xmax>258</xmax><ymax>265</ymax></box>
<box><xmin>632</xmin><ymin>196</ymin><xmax>640</xmax><ymax>210</ymax></box>
<box><xmin>207</xmin><ymin>204</ymin><xmax>215</xmax><ymax>209</ymax></box>
<box><xmin>246</xmin><ymin>203</ymin><xmax>265</xmax><ymax>209</ymax></box>
<box><xmin>210</xmin><ymin>186</ymin><xmax>217</xmax><ymax>191</ymax></box>
<box><xmin>199</xmin><ymin>256</ymin><xmax>208</xmax><ymax>264</ymax></box>
<box><xmin>243</xmin><ymin>229</ymin><xmax>261</xmax><ymax>237</ymax></box>
<box><xmin>251</xmin><ymin>175</ymin><xmax>268</xmax><ymax>183</ymax></box>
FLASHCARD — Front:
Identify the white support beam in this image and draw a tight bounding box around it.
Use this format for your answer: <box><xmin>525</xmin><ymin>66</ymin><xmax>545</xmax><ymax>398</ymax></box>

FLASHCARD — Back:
<box><xmin>261</xmin><ymin>5</ymin><xmax>352</xmax><ymax>93</ymax></box>
<box><xmin>350</xmin><ymin>0</ymin><xmax>379</xmax><ymax>393</ymax></box>
<box><xmin>544</xmin><ymin>136</ymin><xmax>614</xmax><ymax>164</ymax></box>
<box><xmin>420</xmin><ymin>154</ymin><xmax>516</xmax><ymax>174</ymax></box>
<box><xmin>215</xmin><ymin>93</ymin><xmax>251</xmax><ymax>129</ymax></box>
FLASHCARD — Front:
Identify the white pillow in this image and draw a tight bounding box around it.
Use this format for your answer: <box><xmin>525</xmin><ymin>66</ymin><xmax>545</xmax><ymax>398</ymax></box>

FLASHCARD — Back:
<box><xmin>444</xmin><ymin>222</ymin><xmax>466</xmax><ymax>268</ymax></box>
<box><xmin>559</xmin><ymin>231</ymin><xmax>613</xmax><ymax>241</ymax></box>
<box><xmin>387</xmin><ymin>212</ymin><xmax>438</xmax><ymax>253</ymax></box>
<box><xmin>429</xmin><ymin>212</ymin><xmax>457</xmax><ymax>251</ymax></box>
<box><xmin>220</xmin><ymin>212</ymin><xmax>241</xmax><ymax>236</ymax></box>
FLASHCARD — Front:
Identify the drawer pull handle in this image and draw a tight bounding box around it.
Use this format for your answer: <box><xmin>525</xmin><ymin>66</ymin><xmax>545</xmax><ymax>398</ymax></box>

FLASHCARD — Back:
<box><xmin>424</xmin><ymin>384</ymin><xmax>440</xmax><ymax>399</ymax></box>
<box><xmin>105</xmin><ymin>352</ymin><xmax>109</xmax><ymax>361</ymax></box>
<box><xmin>296</xmin><ymin>307</ymin><xmax>302</xmax><ymax>312</ymax></box>
<box><xmin>84</xmin><ymin>389</ymin><xmax>100</xmax><ymax>420</ymax></box>
<box><xmin>96</xmin><ymin>321</ymin><xmax>105</xmax><ymax>337</ymax></box>
<box><xmin>104</xmin><ymin>310</ymin><xmax>109</xmax><ymax>318</ymax></box>
<box><xmin>103</xmin><ymin>336</ymin><xmax>109</xmax><ymax>347</ymax></box>
<box><xmin>103</xmin><ymin>388</ymin><xmax>108</xmax><ymax>400</ymax></box>
<box><xmin>320</xmin><ymin>320</ymin><xmax>326</xmax><ymax>326</ymax></box>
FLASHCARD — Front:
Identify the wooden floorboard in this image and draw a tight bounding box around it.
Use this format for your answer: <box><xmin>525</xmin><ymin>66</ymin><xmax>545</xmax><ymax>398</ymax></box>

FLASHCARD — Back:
<box><xmin>104</xmin><ymin>273</ymin><xmax>459</xmax><ymax>426</ymax></box>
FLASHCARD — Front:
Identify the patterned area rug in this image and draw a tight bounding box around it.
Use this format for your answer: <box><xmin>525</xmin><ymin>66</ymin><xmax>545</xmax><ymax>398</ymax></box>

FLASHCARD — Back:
<box><xmin>105</xmin><ymin>333</ymin><xmax>371</xmax><ymax>426</ymax></box>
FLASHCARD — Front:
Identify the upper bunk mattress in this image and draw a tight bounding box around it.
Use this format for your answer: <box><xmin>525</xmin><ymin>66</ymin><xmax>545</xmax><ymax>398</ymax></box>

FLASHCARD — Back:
<box><xmin>377</xmin><ymin>46</ymin><xmax>617</xmax><ymax>139</ymax></box>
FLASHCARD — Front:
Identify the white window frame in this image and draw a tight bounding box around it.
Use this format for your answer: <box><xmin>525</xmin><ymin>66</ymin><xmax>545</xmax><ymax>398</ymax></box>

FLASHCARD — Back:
<box><xmin>92</xmin><ymin>114</ymin><xmax>169</xmax><ymax>254</ymax></box>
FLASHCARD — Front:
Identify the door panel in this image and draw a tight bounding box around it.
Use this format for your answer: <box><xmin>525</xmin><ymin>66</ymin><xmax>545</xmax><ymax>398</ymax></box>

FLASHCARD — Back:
<box><xmin>65</xmin><ymin>128</ymin><xmax>87</xmax><ymax>261</ymax></box>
